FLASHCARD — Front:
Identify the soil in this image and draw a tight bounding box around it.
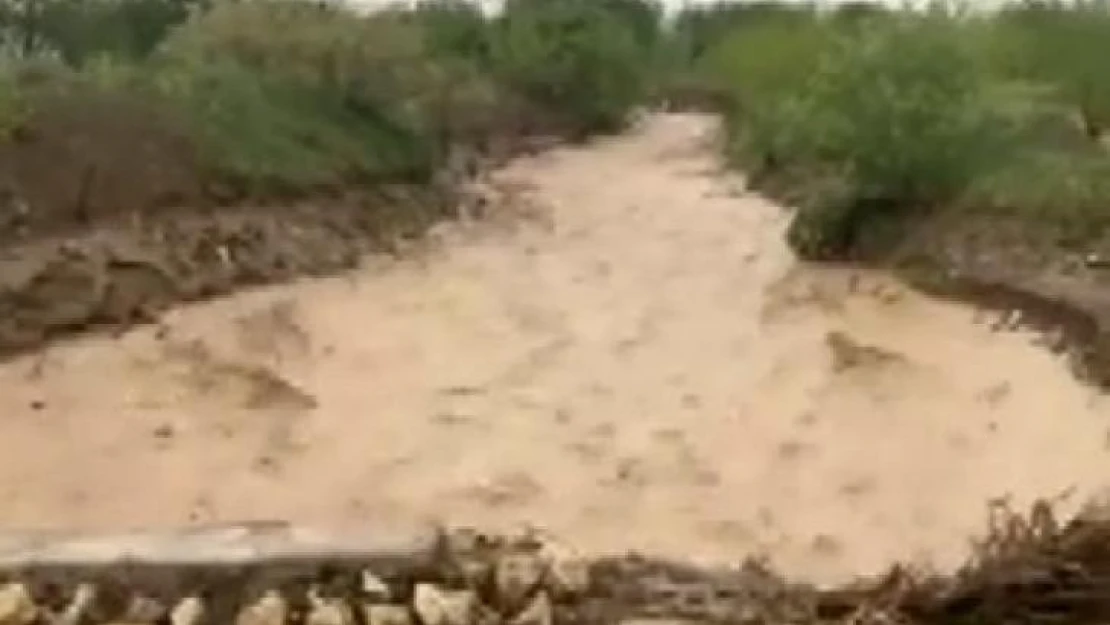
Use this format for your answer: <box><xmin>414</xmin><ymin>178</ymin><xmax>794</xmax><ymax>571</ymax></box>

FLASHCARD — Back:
<box><xmin>0</xmin><ymin>186</ymin><xmax>456</xmax><ymax>359</ymax></box>
<box><xmin>888</xmin><ymin>208</ymin><xmax>1110</xmax><ymax>389</ymax></box>
<box><xmin>0</xmin><ymin>114</ymin><xmax>1108</xmax><ymax>597</ymax></box>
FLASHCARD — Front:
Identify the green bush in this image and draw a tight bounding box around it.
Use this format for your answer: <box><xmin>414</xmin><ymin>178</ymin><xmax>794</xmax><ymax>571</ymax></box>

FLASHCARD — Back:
<box><xmin>0</xmin><ymin>64</ymin><xmax>29</xmax><ymax>141</ymax></box>
<box><xmin>1</xmin><ymin>0</ymin><xmax>201</xmax><ymax>65</ymax></box>
<box><xmin>145</xmin><ymin>57</ymin><xmax>425</xmax><ymax>194</ymax></box>
<box><xmin>698</xmin><ymin>8</ymin><xmax>1037</xmax><ymax>259</ymax></box>
<box><xmin>672</xmin><ymin>1</ymin><xmax>816</xmax><ymax>66</ymax></box>
<box><xmin>989</xmin><ymin>0</ymin><xmax>1110</xmax><ymax>139</ymax></box>
<box><xmin>411</xmin><ymin>0</ymin><xmax>492</xmax><ymax>63</ymax></box>
<box><xmin>966</xmin><ymin>145</ymin><xmax>1110</xmax><ymax>237</ymax></box>
<box><xmin>696</xmin><ymin>14</ymin><xmax>833</xmax><ymax>171</ymax></box>
<box><xmin>491</xmin><ymin>0</ymin><xmax>653</xmax><ymax>136</ymax></box>
<box><xmin>774</xmin><ymin>14</ymin><xmax>1016</xmax><ymax>204</ymax></box>
<box><xmin>146</xmin><ymin>0</ymin><xmax>483</xmax><ymax>193</ymax></box>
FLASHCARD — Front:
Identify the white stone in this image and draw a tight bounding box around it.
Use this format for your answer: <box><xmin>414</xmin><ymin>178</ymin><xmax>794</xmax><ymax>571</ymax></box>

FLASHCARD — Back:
<box><xmin>509</xmin><ymin>592</ymin><xmax>552</xmax><ymax>625</ymax></box>
<box><xmin>412</xmin><ymin>584</ymin><xmax>476</xmax><ymax>625</ymax></box>
<box><xmin>0</xmin><ymin>583</ymin><xmax>36</xmax><ymax>625</ymax></box>
<box><xmin>236</xmin><ymin>590</ymin><xmax>288</xmax><ymax>625</ymax></box>
<box><xmin>169</xmin><ymin>597</ymin><xmax>204</xmax><ymax>625</ymax></box>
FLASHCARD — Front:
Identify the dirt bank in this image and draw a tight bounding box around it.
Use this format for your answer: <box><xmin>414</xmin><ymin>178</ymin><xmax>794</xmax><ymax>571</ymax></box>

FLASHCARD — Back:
<box><xmin>885</xmin><ymin>208</ymin><xmax>1110</xmax><ymax>390</ymax></box>
<box><xmin>0</xmin><ymin>78</ymin><xmax>564</xmax><ymax>358</ymax></box>
<box><xmin>0</xmin><ymin>186</ymin><xmax>457</xmax><ymax>359</ymax></box>
<box><xmin>0</xmin><ymin>114</ymin><xmax>1108</xmax><ymax>589</ymax></box>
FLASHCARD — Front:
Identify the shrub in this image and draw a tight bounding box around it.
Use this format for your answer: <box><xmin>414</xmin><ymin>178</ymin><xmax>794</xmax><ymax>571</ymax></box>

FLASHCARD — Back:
<box><xmin>0</xmin><ymin>65</ymin><xmax>29</xmax><ymax>141</ymax></box>
<box><xmin>696</xmin><ymin>13</ymin><xmax>833</xmax><ymax>171</ymax></box>
<box><xmin>989</xmin><ymin>0</ymin><xmax>1110</xmax><ymax>139</ymax></box>
<box><xmin>491</xmin><ymin>0</ymin><xmax>653</xmax><ymax>137</ymax></box>
<box><xmin>774</xmin><ymin>14</ymin><xmax>1016</xmax><ymax>204</ymax></box>
<box><xmin>699</xmin><ymin>9</ymin><xmax>1032</xmax><ymax>259</ymax></box>
<box><xmin>147</xmin><ymin>0</ymin><xmax>485</xmax><ymax>193</ymax></box>
<box><xmin>672</xmin><ymin>1</ymin><xmax>816</xmax><ymax>66</ymax></box>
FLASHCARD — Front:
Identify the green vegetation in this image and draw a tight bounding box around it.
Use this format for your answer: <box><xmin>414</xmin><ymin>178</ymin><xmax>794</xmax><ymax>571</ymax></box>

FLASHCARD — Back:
<box><xmin>2</xmin><ymin>0</ymin><xmax>1110</xmax><ymax>265</ymax></box>
<box><xmin>0</xmin><ymin>0</ymin><xmax>661</xmax><ymax>199</ymax></box>
<box><xmin>680</xmin><ymin>0</ymin><xmax>1110</xmax><ymax>259</ymax></box>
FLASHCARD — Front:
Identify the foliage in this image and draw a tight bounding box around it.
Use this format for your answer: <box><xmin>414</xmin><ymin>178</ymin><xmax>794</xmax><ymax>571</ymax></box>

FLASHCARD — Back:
<box><xmin>148</xmin><ymin>1</ymin><xmax>455</xmax><ymax>192</ymax></box>
<box><xmin>0</xmin><ymin>0</ymin><xmax>201</xmax><ymax>64</ymax></box>
<box><xmin>989</xmin><ymin>0</ymin><xmax>1110</xmax><ymax>138</ymax></box>
<box><xmin>777</xmin><ymin>15</ymin><xmax>1017</xmax><ymax>203</ymax></box>
<box><xmin>491</xmin><ymin>0</ymin><xmax>656</xmax><ymax>136</ymax></box>
<box><xmin>5</xmin><ymin>0</ymin><xmax>1110</xmax><ymax>267</ymax></box>
<box><xmin>0</xmin><ymin>61</ymin><xmax>29</xmax><ymax>141</ymax></box>
<box><xmin>694</xmin><ymin>5</ymin><xmax>1078</xmax><ymax>258</ymax></box>
<box><xmin>671</xmin><ymin>1</ymin><xmax>816</xmax><ymax>66</ymax></box>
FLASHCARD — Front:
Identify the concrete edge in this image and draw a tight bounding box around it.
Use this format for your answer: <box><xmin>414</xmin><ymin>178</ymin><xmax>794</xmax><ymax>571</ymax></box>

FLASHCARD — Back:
<box><xmin>0</xmin><ymin>521</ymin><xmax>438</xmax><ymax>567</ymax></box>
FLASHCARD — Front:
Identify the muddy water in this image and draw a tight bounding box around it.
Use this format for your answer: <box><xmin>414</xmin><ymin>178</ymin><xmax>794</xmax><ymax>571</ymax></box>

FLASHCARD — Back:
<box><xmin>0</xmin><ymin>114</ymin><xmax>1107</xmax><ymax>585</ymax></box>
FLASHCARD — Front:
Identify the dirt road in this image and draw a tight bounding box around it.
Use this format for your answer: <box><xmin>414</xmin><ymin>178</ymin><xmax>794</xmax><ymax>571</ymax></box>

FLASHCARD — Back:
<box><xmin>0</xmin><ymin>114</ymin><xmax>1107</xmax><ymax>585</ymax></box>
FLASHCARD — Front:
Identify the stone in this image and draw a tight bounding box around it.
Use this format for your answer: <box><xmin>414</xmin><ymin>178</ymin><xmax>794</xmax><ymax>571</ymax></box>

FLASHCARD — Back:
<box><xmin>539</xmin><ymin>540</ymin><xmax>589</xmax><ymax>597</ymax></box>
<box><xmin>306</xmin><ymin>587</ymin><xmax>354</xmax><ymax>625</ymax></box>
<box><xmin>56</xmin><ymin>583</ymin><xmax>97</xmax><ymax>625</ymax></box>
<box><xmin>412</xmin><ymin>584</ymin><xmax>477</xmax><ymax>625</ymax></box>
<box><xmin>362</xmin><ymin>604</ymin><xmax>412</xmax><ymax>625</ymax></box>
<box><xmin>509</xmin><ymin>592</ymin><xmax>551</xmax><ymax>625</ymax></box>
<box><xmin>494</xmin><ymin>552</ymin><xmax>545</xmax><ymax>608</ymax></box>
<box><xmin>122</xmin><ymin>594</ymin><xmax>166</xmax><ymax>624</ymax></box>
<box><xmin>169</xmin><ymin>597</ymin><xmax>204</xmax><ymax>625</ymax></box>
<box><xmin>444</xmin><ymin>528</ymin><xmax>498</xmax><ymax>588</ymax></box>
<box><xmin>305</xmin><ymin>600</ymin><xmax>354</xmax><ymax>625</ymax></box>
<box><xmin>0</xmin><ymin>583</ymin><xmax>37</xmax><ymax>625</ymax></box>
<box><xmin>236</xmin><ymin>590</ymin><xmax>288</xmax><ymax>625</ymax></box>
<box><xmin>361</xmin><ymin>570</ymin><xmax>391</xmax><ymax>601</ymax></box>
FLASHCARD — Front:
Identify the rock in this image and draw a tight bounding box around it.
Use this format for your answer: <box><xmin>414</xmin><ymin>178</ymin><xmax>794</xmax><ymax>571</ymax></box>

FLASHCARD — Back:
<box><xmin>442</xmin><ymin>528</ymin><xmax>499</xmax><ymax>589</ymax></box>
<box><xmin>509</xmin><ymin>592</ymin><xmax>551</xmax><ymax>625</ymax></box>
<box><xmin>169</xmin><ymin>597</ymin><xmax>204</xmax><ymax>625</ymax></box>
<box><xmin>306</xmin><ymin>587</ymin><xmax>354</xmax><ymax>625</ymax></box>
<box><xmin>458</xmin><ymin>556</ymin><xmax>494</xmax><ymax>589</ymax></box>
<box><xmin>236</xmin><ymin>590</ymin><xmax>288</xmax><ymax>625</ymax></box>
<box><xmin>123</xmin><ymin>594</ymin><xmax>166</xmax><ymax>624</ymax></box>
<box><xmin>56</xmin><ymin>583</ymin><xmax>96</xmax><ymax>625</ymax></box>
<box><xmin>306</xmin><ymin>600</ymin><xmax>354</xmax><ymax>625</ymax></box>
<box><xmin>494</xmin><ymin>552</ymin><xmax>545</xmax><ymax>609</ymax></box>
<box><xmin>539</xmin><ymin>539</ymin><xmax>589</xmax><ymax>597</ymax></box>
<box><xmin>1085</xmin><ymin>252</ymin><xmax>1110</xmax><ymax>268</ymax></box>
<box><xmin>361</xmin><ymin>570</ymin><xmax>392</xmax><ymax>601</ymax></box>
<box><xmin>362</xmin><ymin>604</ymin><xmax>412</xmax><ymax>625</ymax></box>
<box><xmin>412</xmin><ymin>584</ymin><xmax>477</xmax><ymax>625</ymax></box>
<box><xmin>0</xmin><ymin>583</ymin><xmax>37</xmax><ymax>625</ymax></box>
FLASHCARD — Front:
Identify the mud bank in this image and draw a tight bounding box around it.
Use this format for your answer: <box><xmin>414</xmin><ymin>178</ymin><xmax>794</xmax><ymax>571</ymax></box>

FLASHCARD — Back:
<box><xmin>900</xmin><ymin>269</ymin><xmax>1110</xmax><ymax>387</ymax></box>
<box><xmin>0</xmin><ymin>186</ymin><xmax>457</xmax><ymax>359</ymax></box>
<box><xmin>883</xmin><ymin>210</ymin><xmax>1110</xmax><ymax>391</ymax></box>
